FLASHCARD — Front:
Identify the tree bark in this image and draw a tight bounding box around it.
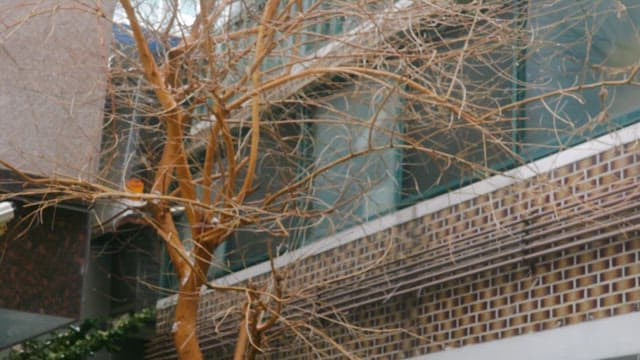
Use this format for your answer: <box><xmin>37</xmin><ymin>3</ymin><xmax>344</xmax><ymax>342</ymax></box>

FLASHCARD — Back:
<box><xmin>173</xmin><ymin>280</ymin><xmax>203</xmax><ymax>360</ymax></box>
<box><xmin>233</xmin><ymin>319</ymin><xmax>249</xmax><ymax>360</ymax></box>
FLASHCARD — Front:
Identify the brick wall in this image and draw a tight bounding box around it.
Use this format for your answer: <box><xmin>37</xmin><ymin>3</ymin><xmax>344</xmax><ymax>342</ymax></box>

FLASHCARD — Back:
<box><xmin>146</xmin><ymin>141</ymin><xmax>640</xmax><ymax>359</ymax></box>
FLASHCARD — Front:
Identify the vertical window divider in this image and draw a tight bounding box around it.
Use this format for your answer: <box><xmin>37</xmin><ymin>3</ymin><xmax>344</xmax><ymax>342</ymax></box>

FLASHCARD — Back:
<box><xmin>393</xmin><ymin>82</ymin><xmax>409</xmax><ymax>211</ymax></box>
<box><xmin>511</xmin><ymin>0</ymin><xmax>528</xmax><ymax>161</ymax></box>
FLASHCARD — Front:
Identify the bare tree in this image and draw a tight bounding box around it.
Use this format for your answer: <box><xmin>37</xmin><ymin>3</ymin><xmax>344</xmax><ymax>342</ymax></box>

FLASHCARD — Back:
<box><xmin>3</xmin><ymin>0</ymin><xmax>640</xmax><ymax>358</ymax></box>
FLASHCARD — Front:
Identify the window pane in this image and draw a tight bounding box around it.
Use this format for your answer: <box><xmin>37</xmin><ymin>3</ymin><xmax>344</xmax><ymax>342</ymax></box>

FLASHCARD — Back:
<box><xmin>308</xmin><ymin>80</ymin><xmax>401</xmax><ymax>239</ymax></box>
<box><xmin>217</xmin><ymin>117</ymin><xmax>304</xmax><ymax>274</ymax></box>
<box><xmin>400</xmin><ymin>32</ymin><xmax>515</xmax><ymax>201</ymax></box>
<box><xmin>525</xmin><ymin>0</ymin><xmax>640</xmax><ymax>158</ymax></box>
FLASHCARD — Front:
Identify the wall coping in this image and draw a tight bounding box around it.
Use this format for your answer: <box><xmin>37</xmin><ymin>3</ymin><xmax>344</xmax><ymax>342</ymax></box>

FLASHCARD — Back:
<box><xmin>411</xmin><ymin>312</ymin><xmax>640</xmax><ymax>360</ymax></box>
<box><xmin>157</xmin><ymin>121</ymin><xmax>640</xmax><ymax>309</ymax></box>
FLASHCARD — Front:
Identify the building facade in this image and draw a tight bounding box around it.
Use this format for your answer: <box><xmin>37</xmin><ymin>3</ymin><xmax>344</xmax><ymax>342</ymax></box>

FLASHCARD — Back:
<box><xmin>0</xmin><ymin>0</ymin><xmax>640</xmax><ymax>360</ymax></box>
<box><xmin>0</xmin><ymin>0</ymin><xmax>115</xmax><ymax>348</ymax></box>
<box><xmin>0</xmin><ymin>2</ymin><xmax>165</xmax><ymax>356</ymax></box>
<box><xmin>135</xmin><ymin>0</ymin><xmax>640</xmax><ymax>358</ymax></box>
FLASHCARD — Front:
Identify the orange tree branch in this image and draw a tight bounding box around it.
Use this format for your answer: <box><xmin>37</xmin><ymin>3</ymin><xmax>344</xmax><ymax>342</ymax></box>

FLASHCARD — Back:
<box><xmin>140</xmin><ymin>210</ymin><xmax>190</xmax><ymax>279</ymax></box>
<box><xmin>224</xmin><ymin>0</ymin><xmax>299</xmax><ymax>99</ymax></box>
<box><xmin>237</xmin><ymin>0</ymin><xmax>281</xmax><ymax>203</ymax></box>
<box><xmin>256</xmin><ymin>245</ymin><xmax>283</xmax><ymax>332</ymax></box>
<box><xmin>227</xmin><ymin>65</ymin><xmax>513</xmax><ymax>158</ymax></box>
<box><xmin>120</xmin><ymin>0</ymin><xmax>198</xmax><ymax>228</ymax></box>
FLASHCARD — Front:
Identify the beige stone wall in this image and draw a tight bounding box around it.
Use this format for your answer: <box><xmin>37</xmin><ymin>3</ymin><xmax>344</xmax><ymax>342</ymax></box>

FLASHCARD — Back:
<box><xmin>147</xmin><ymin>140</ymin><xmax>640</xmax><ymax>359</ymax></box>
<box><xmin>0</xmin><ymin>0</ymin><xmax>114</xmax><ymax>179</ymax></box>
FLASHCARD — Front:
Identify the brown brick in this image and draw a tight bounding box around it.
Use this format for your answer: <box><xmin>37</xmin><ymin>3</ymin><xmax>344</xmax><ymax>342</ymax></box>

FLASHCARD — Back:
<box><xmin>577</xmin><ymin>299</ymin><xmax>598</xmax><ymax>314</ymax></box>
<box><xmin>533</xmin><ymin>285</ymin><xmax>550</xmax><ymax>298</ymax></box>
<box><xmin>612</xmin><ymin>278</ymin><xmax>635</xmax><ymax>292</ymax></box>
<box><xmin>599</xmin><ymin>294</ymin><xmax>622</xmax><ymax>308</ymax></box>
<box><xmin>600</xmin><ymin>268</ymin><xmax>622</xmax><ymax>282</ymax></box>
<box><xmin>577</xmin><ymin>274</ymin><xmax>597</xmax><ymax>288</ymax></box>
<box><xmin>462</xmin><ymin>336</ymin><xmax>479</xmax><ymax>346</ymax></box>
<box><xmin>484</xmin><ymin>331</ymin><xmax>499</xmax><ymax>342</ymax></box>
<box><xmin>563</xmin><ymin>289</ymin><xmax>583</xmax><ymax>303</ymax></box>
<box><xmin>626</xmin><ymin>262</ymin><xmax>640</xmax><ymax>276</ymax></box>
<box><xmin>587</xmin><ymin>284</ymin><xmax>609</xmax><ymax>298</ymax></box>
<box><xmin>627</xmin><ymin>289</ymin><xmax>640</xmax><ymax>302</ymax></box>
<box><xmin>612</xmin><ymin>253</ymin><xmax>635</xmax><ymax>267</ymax></box>
<box><xmin>553</xmin><ymin>304</ymin><xmax>572</xmax><ymax>318</ymax></box>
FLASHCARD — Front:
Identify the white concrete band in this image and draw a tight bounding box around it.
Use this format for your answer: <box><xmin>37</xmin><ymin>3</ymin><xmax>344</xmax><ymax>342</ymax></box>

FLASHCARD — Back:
<box><xmin>410</xmin><ymin>312</ymin><xmax>640</xmax><ymax>360</ymax></box>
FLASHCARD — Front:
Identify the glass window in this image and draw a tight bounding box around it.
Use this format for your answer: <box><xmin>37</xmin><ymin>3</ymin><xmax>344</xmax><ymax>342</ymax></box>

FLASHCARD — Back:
<box><xmin>200</xmin><ymin>115</ymin><xmax>304</xmax><ymax>276</ymax></box>
<box><xmin>524</xmin><ymin>0</ymin><xmax>640</xmax><ymax>158</ymax></box>
<box><xmin>305</xmin><ymin>79</ymin><xmax>402</xmax><ymax>240</ymax></box>
<box><xmin>216</xmin><ymin>120</ymin><xmax>303</xmax><ymax>275</ymax></box>
<box><xmin>399</xmin><ymin>27</ymin><xmax>516</xmax><ymax>202</ymax></box>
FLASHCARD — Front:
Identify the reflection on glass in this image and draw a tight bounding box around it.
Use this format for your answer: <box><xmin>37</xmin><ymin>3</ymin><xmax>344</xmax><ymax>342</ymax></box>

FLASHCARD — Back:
<box><xmin>525</xmin><ymin>0</ymin><xmax>640</xmax><ymax>157</ymax></box>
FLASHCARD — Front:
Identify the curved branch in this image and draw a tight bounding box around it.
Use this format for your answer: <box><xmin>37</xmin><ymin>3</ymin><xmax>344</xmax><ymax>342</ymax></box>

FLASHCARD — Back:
<box><xmin>120</xmin><ymin>0</ymin><xmax>198</xmax><ymax>226</ymax></box>
<box><xmin>237</xmin><ymin>0</ymin><xmax>282</xmax><ymax>203</ymax></box>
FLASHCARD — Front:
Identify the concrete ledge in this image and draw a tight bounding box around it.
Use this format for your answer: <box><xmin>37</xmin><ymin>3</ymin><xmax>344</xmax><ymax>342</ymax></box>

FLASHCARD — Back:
<box><xmin>411</xmin><ymin>312</ymin><xmax>640</xmax><ymax>360</ymax></box>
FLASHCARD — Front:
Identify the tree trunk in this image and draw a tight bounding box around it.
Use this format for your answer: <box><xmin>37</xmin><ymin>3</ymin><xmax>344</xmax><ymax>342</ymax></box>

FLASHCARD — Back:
<box><xmin>171</xmin><ymin>235</ymin><xmax>218</xmax><ymax>359</ymax></box>
<box><xmin>233</xmin><ymin>320</ymin><xmax>249</xmax><ymax>360</ymax></box>
<box><xmin>173</xmin><ymin>280</ymin><xmax>203</xmax><ymax>360</ymax></box>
